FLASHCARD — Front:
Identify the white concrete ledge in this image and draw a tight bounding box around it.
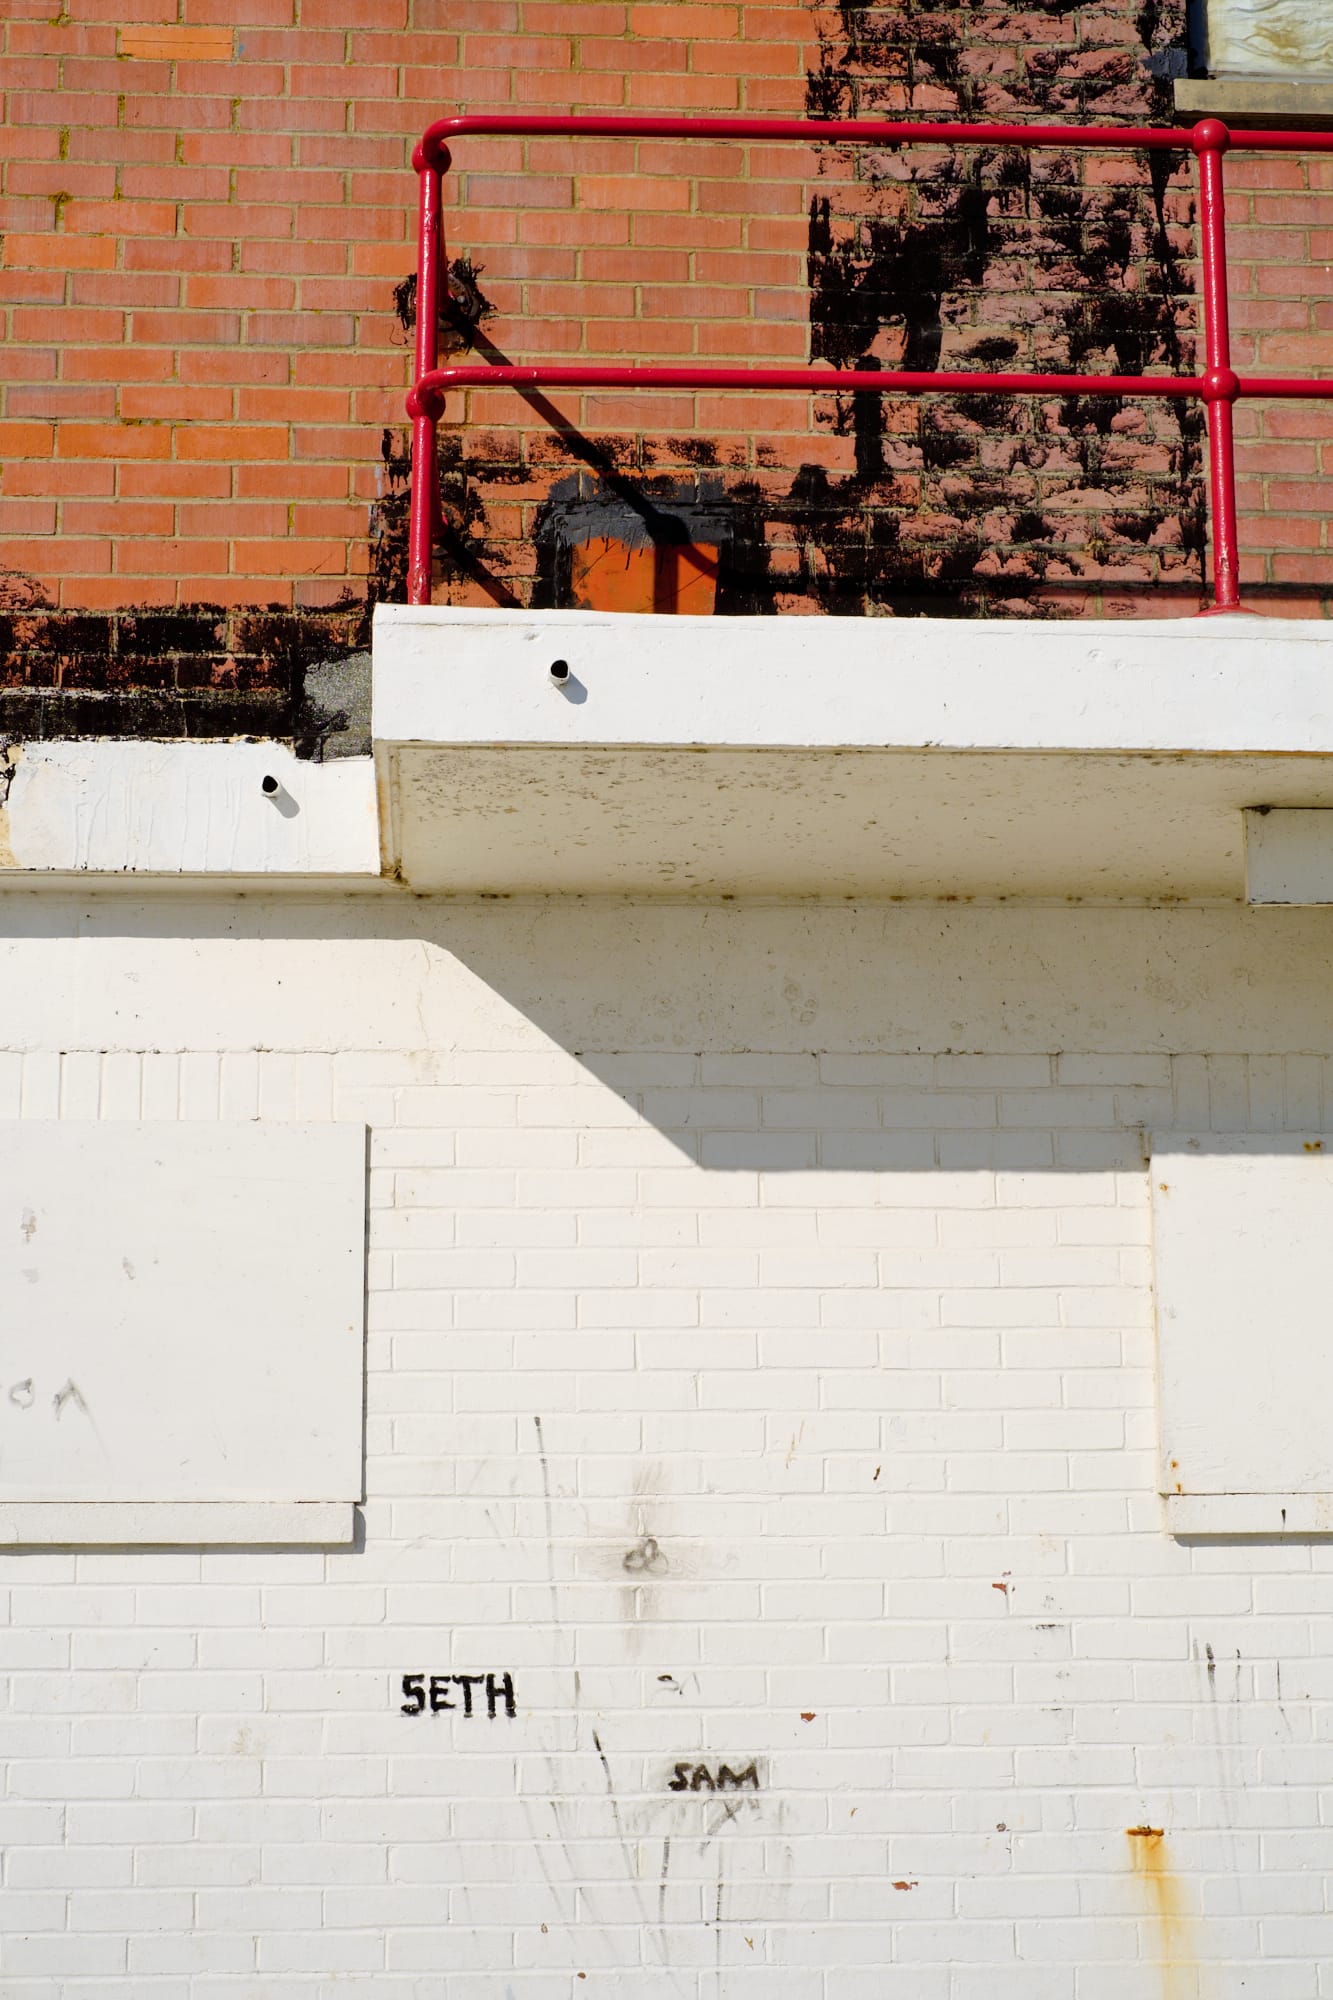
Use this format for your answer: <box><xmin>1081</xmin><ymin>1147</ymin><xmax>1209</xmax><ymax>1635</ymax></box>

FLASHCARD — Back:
<box><xmin>0</xmin><ymin>741</ymin><xmax>380</xmax><ymax>879</ymax></box>
<box><xmin>0</xmin><ymin>1503</ymin><xmax>356</xmax><ymax>1547</ymax></box>
<box><xmin>373</xmin><ymin>606</ymin><xmax>1333</xmax><ymax>755</ymax></box>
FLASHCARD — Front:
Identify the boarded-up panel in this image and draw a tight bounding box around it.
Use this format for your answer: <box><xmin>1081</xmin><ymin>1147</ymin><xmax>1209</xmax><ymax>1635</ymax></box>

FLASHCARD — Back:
<box><xmin>1152</xmin><ymin>1134</ymin><xmax>1333</xmax><ymax>1498</ymax></box>
<box><xmin>0</xmin><ymin>1123</ymin><xmax>365</xmax><ymax>1503</ymax></box>
<box><xmin>1206</xmin><ymin>0</ymin><xmax>1333</xmax><ymax>75</ymax></box>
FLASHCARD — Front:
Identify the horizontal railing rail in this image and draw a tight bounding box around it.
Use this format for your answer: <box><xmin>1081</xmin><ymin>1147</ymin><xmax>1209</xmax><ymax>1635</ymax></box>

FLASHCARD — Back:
<box><xmin>406</xmin><ymin>114</ymin><xmax>1333</xmax><ymax>614</ymax></box>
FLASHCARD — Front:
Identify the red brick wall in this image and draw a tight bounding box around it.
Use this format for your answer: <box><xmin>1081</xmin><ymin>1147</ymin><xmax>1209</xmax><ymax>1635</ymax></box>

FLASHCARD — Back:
<box><xmin>0</xmin><ymin>0</ymin><xmax>1330</xmax><ymax>723</ymax></box>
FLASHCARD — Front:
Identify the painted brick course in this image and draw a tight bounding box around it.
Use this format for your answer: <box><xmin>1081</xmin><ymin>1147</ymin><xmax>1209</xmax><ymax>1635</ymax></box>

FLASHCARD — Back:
<box><xmin>3</xmin><ymin>900</ymin><xmax>1333</xmax><ymax>1990</ymax></box>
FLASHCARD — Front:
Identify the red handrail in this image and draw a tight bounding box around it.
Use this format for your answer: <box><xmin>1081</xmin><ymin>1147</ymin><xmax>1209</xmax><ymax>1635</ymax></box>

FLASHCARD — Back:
<box><xmin>405</xmin><ymin>114</ymin><xmax>1333</xmax><ymax>614</ymax></box>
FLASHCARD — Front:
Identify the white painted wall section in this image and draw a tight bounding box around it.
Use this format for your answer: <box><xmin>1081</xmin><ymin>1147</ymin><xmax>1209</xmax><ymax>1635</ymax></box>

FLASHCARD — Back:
<box><xmin>2</xmin><ymin>897</ymin><xmax>1333</xmax><ymax>1988</ymax></box>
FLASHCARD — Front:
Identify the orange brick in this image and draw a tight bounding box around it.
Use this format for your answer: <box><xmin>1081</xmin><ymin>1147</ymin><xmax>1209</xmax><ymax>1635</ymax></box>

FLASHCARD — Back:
<box><xmin>0</xmin><ymin>499</ymin><xmax>57</xmax><ymax>535</ymax></box>
<box><xmin>7</xmin><ymin>163</ymin><xmax>116</xmax><ymax>201</ymax></box>
<box><xmin>579</xmin><ymin>175</ymin><xmax>691</xmax><ymax>212</ymax></box>
<box><xmin>4</xmin><ymin>538</ymin><xmax>111</xmax><ymax>575</ymax></box>
<box><xmin>291</xmin><ymin>502</ymin><xmax>365</xmax><ymax>537</ymax></box>
<box><xmin>3</xmin><ymin>235</ymin><xmax>117</xmax><ymax>272</ymax></box>
<box><xmin>58</xmin><ymin>422</ymin><xmax>171</xmax><ymax>459</ymax></box>
<box><xmin>464</xmin><ymin>174</ymin><xmax>574</xmax><ymax>210</ymax></box>
<box><xmin>236</xmin><ymin>462</ymin><xmax>347</xmax><ymax>500</ymax></box>
<box><xmin>119</xmin><ymin>386</ymin><xmax>231</xmax><ymax>421</ymax></box>
<box><xmin>59</xmin><ymin>577</ymin><xmax>178</xmax><ymax>610</ymax></box>
<box><xmin>1</xmin><ymin>462</ymin><xmax>115</xmax><ymax>499</ymax></box>
<box><xmin>123</xmin><ymin>240</ymin><xmax>235</xmax><ymax>276</ymax></box>
<box><xmin>185</xmin><ymin>0</ymin><xmax>297</xmax><ymax>23</ymax></box>
<box><xmin>1</xmin><ymin>350</ymin><xmax>59</xmax><ymax>384</ymax></box>
<box><xmin>114</xmin><ymin>538</ymin><xmax>230</xmax><ymax>574</ymax></box>
<box><xmin>186</xmin><ymin>275</ymin><xmax>295</xmax><ymax>311</ymax></box>
<box><xmin>118</xmin><ymin>25</ymin><xmax>233</xmax><ymax>58</ymax></box>
<box><xmin>629</xmin><ymin>2</ymin><xmax>738</xmax><ymax>34</ymax></box>
<box><xmin>230</xmin><ymin>538</ymin><xmax>346</xmax><ymax>576</ymax></box>
<box><xmin>183</xmin><ymin>204</ymin><xmax>294</xmax><ymax>240</ymax></box>
<box><xmin>178</xmin><ymin>350</ymin><xmax>290</xmax><ymax>387</ymax></box>
<box><xmin>292</xmin><ymin>352</ymin><xmax>388</xmax><ymax>388</ymax></box>
<box><xmin>523</xmin><ymin>2</ymin><xmax>626</xmax><ymax>29</ymax></box>
<box><xmin>513</xmin><ymin>68</ymin><xmax>624</xmax><ymax>105</ymax></box>
<box><xmin>582</xmin><ymin>35</ymin><xmax>688</xmax><ymax>72</ymax></box>
<box><xmin>300</xmin><ymin>0</ymin><xmax>406</xmax><ymax>25</ymax></box>
<box><xmin>7</xmin><ymin>22</ymin><xmax>118</xmax><ymax>53</ymax></box>
<box><xmin>73</xmin><ymin>274</ymin><xmax>178</xmax><ymax>311</ymax></box>
<box><xmin>173</xmin><ymin>424</ymin><xmax>290</xmax><ymax>461</ymax></box>
<box><xmin>63</xmin><ymin>499</ymin><xmax>175</xmax><ymax>536</ymax></box>
<box><xmin>178</xmin><ymin>501</ymin><xmax>287</xmax><ymax>539</ymax></box>
<box><xmin>235</xmin><ymin>387</ymin><xmax>350</xmax><ymax>421</ymax></box>
<box><xmin>119</xmin><ymin>461</ymin><xmax>232</xmax><ymax>498</ymax></box>
<box><xmin>695</xmin><ymin>38</ymin><xmax>802</xmax><ymax>72</ymax></box>
<box><xmin>239</xmin><ymin>28</ymin><xmax>346</xmax><ymax>61</ymax></box>
<box><xmin>11</xmin><ymin>306</ymin><xmax>95</xmax><ymax>343</ymax></box>
<box><xmin>627</xmin><ymin>70</ymin><xmax>739</xmax><ymax>107</ymax></box>
<box><xmin>0</xmin><ymin>420</ymin><xmax>56</xmax><ymax>457</ymax></box>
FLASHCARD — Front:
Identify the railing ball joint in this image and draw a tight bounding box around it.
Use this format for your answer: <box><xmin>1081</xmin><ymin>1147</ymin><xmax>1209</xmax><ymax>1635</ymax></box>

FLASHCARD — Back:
<box><xmin>412</xmin><ymin>138</ymin><xmax>452</xmax><ymax>175</ymax></box>
<box><xmin>1202</xmin><ymin>366</ymin><xmax>1240</xmax><ymax>403</ymax></box>
<box><xmin>406</xmin><ymin>384</ymin><xmax>445</xmax><ymax>422</ymax></box>
<box><xmin>1190</xmin><ymin>118</ymin><xmax>1232</xmax><ymax>156</ymax></box>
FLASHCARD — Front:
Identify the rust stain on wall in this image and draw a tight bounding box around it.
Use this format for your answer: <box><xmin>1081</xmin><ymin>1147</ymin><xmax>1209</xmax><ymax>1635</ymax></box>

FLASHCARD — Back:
<box><xmin>1127</xmin><ymin>1827</ymin><xmax>1196</xmax><ymax>2000</ymax></box>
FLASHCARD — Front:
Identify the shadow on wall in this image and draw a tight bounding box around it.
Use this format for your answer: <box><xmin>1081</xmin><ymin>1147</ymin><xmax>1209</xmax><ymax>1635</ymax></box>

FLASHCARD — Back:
<box><xmin>3</xmin><ymin>900</ymin><xmax>1333</xmax><ymax>1174</ymax></box>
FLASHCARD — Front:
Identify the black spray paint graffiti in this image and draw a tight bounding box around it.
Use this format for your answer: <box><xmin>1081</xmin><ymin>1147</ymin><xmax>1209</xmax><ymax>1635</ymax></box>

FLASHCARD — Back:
<box><xmin>668</xmin><ymin>1762</ymin><xmax>760</xmax><ymax>1793</ymax></box>
<box><xmin>399</xmin><ymin>1672</ymin><xmax>516</xmax><ymax>1719</ymax></box>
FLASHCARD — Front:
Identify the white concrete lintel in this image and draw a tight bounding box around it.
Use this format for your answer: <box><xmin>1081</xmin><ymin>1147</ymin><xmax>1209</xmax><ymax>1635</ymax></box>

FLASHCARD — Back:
<box><xmin>0</xmin><ymin>740</ymin><xmax>380</xmax><ymax>879</ymax></box>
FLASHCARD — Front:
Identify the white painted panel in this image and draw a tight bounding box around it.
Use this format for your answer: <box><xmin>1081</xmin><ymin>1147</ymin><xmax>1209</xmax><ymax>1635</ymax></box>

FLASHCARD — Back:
<box><xmin>1153</xmin><ymin>1135</ymin><xmax>1333</xmax><ymax>1498</ymax></box>
<box><xmin>1245</xmin><ymin>808</ymin><xmax>1333</xmax><ymax>904</ymax></box>
<box><xmin>0</xmin><ymin>1123</ymin><xmax>365</xmax><ymax>1502</ymax></box>
<box><xmin>1206</xmin><ymin>0</ymin><xmax>1333</xmax><ymax>75</ymax></box>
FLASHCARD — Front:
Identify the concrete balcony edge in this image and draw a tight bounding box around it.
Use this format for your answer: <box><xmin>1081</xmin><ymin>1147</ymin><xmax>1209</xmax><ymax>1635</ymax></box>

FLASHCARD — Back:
<box><xmin>371</xmin><ymin>606</ymin><xmax>1333</xmax><ymax>900</ymax></box>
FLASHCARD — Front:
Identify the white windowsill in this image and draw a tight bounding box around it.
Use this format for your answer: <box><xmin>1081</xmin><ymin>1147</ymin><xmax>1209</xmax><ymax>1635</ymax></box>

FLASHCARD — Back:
<box><xmin>0</xmin><ymin>1503</ymin><xmax>357</xmax><ymax>1547</ymax></box>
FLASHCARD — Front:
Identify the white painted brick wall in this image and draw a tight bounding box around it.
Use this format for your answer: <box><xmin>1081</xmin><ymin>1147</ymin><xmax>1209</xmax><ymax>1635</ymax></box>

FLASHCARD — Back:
<box><xmin>4</xmin><ymin>902</ymin><xmax>1333</xmax><ymax>1994</ymax></box>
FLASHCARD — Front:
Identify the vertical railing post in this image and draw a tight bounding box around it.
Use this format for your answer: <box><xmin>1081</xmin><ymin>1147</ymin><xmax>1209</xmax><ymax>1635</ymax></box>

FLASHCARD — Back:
<box><xmin>407</xmin><ymin>141</ymin><xmax>448</xmax><ymax>608</ymax></box>
<box><xmin>1193</xmin><ymin>118</ymin><xmax>1242</xmax><ymax>612</ymax></box>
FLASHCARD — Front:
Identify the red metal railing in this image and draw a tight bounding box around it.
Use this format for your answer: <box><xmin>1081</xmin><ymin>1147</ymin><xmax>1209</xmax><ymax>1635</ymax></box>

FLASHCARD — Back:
<box><xmin>406</xmin><ymin>114</ymin><xmax>1333</xmax><ymax>614</ymax></box>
